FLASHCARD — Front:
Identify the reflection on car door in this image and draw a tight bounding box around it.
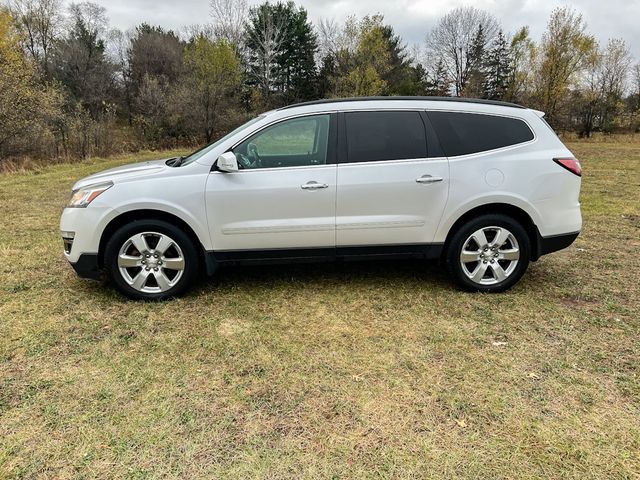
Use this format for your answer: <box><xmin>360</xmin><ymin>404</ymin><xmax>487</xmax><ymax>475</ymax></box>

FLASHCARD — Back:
<box><xmin>336</xmin><ymin>110</ymin><xmax>449</xmax><ymax>247</ymax></box>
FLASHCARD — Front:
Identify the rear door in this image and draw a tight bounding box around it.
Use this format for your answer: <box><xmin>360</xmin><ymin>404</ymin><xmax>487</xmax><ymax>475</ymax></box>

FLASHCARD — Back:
<box><xmin>336</xmin><ymin>110</ymin><xmax>449</xmax><ymax>247</ymax></box>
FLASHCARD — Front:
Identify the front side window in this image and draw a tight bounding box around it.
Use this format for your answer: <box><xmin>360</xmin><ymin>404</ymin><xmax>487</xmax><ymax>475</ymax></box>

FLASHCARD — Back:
<box><xmin>233</xmin><ymin>114</ymin><xmax>330</xmax><ymax>169</ymax></box>
<box><xmin>345</xmin><ymin>111</ymin><xmax>427</xmax><ymax>163</ymax></box>
<box><xmin>428</xmin><ymin>111</ymin><xmax>534</xmax><ymax>157</ymax></box>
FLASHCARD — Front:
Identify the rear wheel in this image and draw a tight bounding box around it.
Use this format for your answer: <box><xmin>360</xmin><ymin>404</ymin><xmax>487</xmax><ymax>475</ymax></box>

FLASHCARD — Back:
<box><xmin>104</xmin><ymin>220</ymin><xmax>199</xmax><ymax>300</ymax></box>
<box><xmin>445</xmin><ymin>214</ymin><xmax>530</xmax><ymax>292</ymax></box>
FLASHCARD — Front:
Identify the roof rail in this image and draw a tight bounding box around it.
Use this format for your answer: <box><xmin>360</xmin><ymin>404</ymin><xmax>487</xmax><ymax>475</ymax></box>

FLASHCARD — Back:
<box><xmin>278</xmin><ymin>96</ymin><xmax>526</xmax><ymax>110</ymax></box>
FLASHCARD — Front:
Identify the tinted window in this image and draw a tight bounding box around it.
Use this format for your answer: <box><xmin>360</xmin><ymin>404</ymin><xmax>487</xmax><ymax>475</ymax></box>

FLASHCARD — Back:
<box><xmin>428</xmin><ymin>111</ymin><xmax>534</xmax><ymax>157</ymax></box>
<box><xmin>233</xmin><ymin>114</ymin><xmax>330</xmax><ymax>169</ymax></box>
<box><xmin>345</xmin><ymin>111</ymin><xmax>427</xmax><ymax>162</ymax></box>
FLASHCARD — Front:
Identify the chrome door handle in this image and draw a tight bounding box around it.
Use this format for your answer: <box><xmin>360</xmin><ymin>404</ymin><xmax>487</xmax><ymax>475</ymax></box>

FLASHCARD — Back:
<box><xmin>416</xmin><ymin>175</ymin><xmax>444</xmax><ymax>184</ymax></box>
<box><xmin>301</xmin><ymin>181</ymin><xmax>329</xmax><ymax>190</ymax></box>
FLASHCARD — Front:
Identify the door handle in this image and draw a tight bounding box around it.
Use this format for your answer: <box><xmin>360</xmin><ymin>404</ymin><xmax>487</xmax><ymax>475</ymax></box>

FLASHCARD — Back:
<box><xmin>416</xmin><ymin>175</ymin><xmax>444</xmax><ymax>184</ymax></box>
<box><xmin>301</xmin><ymin>181</ymin><xmax>329</xmax><ymax>190</ymax></box>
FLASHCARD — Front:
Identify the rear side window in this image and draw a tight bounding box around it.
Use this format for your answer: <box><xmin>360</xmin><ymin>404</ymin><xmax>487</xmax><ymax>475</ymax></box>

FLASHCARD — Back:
<box><xmin>428</xmin><ymin>111</ymin><xmax>534</xmax><ymax>157</ymax></box>
<box><xmin>345</xmin><ymin>111</ymin><xmax>427</xmax><ymax>162</ymax></box>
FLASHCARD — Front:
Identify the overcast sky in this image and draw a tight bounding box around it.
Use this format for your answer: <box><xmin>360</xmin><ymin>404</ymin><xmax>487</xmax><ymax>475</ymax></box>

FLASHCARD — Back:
<box><xmin>80</xmin><ymin>0</ymin><xmax>640</xmax><ymax>60</ymax></box>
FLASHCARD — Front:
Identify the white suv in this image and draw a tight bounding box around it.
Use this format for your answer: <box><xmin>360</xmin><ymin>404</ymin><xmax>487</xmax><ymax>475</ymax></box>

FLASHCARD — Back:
<box><xmin>60</xmin><ymin>97</ymin><xmax>582</xmax><ymax>299</ymax></box>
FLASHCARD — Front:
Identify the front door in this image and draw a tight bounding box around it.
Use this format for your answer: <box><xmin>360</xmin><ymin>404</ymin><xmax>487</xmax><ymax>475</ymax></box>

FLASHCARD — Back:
<box><xmin>336</xmin><ymin>110</ymin><xmax>449</xmax><ymax>247</ymax></box>
<box><xmin>205</xmin><ymin>113</ymin><xmax>337</xmax><ymax>252</ymax></box>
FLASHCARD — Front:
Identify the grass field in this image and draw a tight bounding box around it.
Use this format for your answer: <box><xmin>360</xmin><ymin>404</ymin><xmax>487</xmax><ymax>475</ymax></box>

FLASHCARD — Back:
<box><xmin>1</xmin><ymin>140</ymin><xmax>639</xmax><ymax>479</ymax></box>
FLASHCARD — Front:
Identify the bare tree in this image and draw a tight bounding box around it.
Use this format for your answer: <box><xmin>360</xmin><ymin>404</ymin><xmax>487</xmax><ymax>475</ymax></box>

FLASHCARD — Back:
<box><xmin>182</xmin><ymin>23</ymin><xmax>215</xmax><ymax>41</ymax></box>
<box><xmin>8</xmin><ymin>0</ymin><xmax>62</xmax><ymax>73</ymax></box>
<box><xmin>245</xmin><ymin>4</ymin><xmax>286</xmax><ymax>99</ymax></box>
<box><xmin>633</xmin><ymin>64</ymin><xmax>640</xmax><ymax>112</ymax></box>
<box><xmin>317</xmin><ymin>16</ymin><xmax>359</xmax><ymax>59</ymax></box>
<box><xmin>67</xmin><ymin>1</ymin><xmax>108</xmax><ymax>38</ymax></box>
<box><xmin>209</xmin><ymin>0</ymin><xmax>247</xmax><ymax>47</ymax></box>
<box><xmin>575</xmin><ymin>44</ymin><xmax>601</xmax><ymax>137</ymax></box>
<box><xmin>317</xmin><ymin>18</ymin><xmax>339</xmax><ymax>59</ymax></box>
<box><xmin>574</xmin><ymin>38</ymin><xmax>631</xmax><ymax>136</ymax></box>
<box><xmin>595</xmin><ymin>38</ymin><xmax>632</xmax><ymax>130</ymax></box>
<box><xmin>598</xmin><ymin>39</ymin><xmax>632</xmax><ymax>100</ymax></box>
<box><xmin>107</xmin><ymin>28</ymin><xmax>134</xmax><ymax>123</ymax></box>
<box><xmin>426</xmin><ymin>6</ymin><xmax>500</xmax><ymax>96</ymax></box>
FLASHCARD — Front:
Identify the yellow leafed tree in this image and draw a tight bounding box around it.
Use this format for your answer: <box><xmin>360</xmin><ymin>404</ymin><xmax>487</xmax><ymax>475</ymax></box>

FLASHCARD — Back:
<box><xmin>183</xmin><ymin>36</ymin><xmax>241</xmax><ymax>142</ymax></box>
<box><xmin>336</xmin><ymin>15</ymin><xmax>391</xmax><ymax>97</ymax></box>
<box><xmin>0</xmin><ymin>8</ymin><xmax>60</xmax><ymax>158</ymax></box>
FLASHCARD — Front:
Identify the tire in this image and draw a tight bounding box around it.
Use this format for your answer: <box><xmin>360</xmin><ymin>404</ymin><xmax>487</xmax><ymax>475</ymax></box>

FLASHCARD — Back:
<box><xmin>445</xmin><ymin>213</ymin><xmax>531</xmax><ymax>293</ymax></box>
<box><xmin>104</xmin><ymin>219</ymin><xmax>199</xmax><ymax>300</ymax></box>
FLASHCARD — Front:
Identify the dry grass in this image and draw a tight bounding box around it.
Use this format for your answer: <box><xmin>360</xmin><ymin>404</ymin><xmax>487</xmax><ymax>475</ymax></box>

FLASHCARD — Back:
<box><xmin>0</xmin><ymin>140</ymin><xmax>639</xmax><ymax>479</ymax></box>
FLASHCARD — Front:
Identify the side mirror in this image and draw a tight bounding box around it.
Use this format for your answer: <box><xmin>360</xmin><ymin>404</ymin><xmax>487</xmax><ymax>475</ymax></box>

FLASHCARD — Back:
<box><xmin>216</xmin><ymin>151</ymin><xmax>238</xmax><ymax>172</ymax></box>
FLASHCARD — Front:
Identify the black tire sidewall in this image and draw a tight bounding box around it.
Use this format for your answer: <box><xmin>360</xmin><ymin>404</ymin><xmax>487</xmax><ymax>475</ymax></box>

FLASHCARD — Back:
<box><xmin>104</xmin><ymin>219</ymin><xmax>199</xmax><ymax>300</ymax></box>
<box><xmin>445</xmin><ymin>214</ymin><xmax>531</xmax><ymax>292</ymax></box>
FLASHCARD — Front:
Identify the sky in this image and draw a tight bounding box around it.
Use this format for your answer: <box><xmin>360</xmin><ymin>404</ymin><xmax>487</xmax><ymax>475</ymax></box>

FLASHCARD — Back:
<box><xmin>78</xmin><ymin>0</ymin><xmax>640</xmax><ymax>60</ymax></box>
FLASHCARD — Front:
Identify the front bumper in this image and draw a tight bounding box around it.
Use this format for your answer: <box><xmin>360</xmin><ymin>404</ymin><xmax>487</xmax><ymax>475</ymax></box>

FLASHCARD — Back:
<box><xmin>69</xmin><ymin>253</ymin><xmax>101</xmax><ymax>280</ymax></box>
<box><xmin>60</xmin><ymin>205</ymin><xmax>118</xmax><ymax>279</ymax></box>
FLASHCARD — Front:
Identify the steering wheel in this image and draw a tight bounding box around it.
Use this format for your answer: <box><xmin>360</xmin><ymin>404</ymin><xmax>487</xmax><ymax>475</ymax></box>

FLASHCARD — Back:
<box><xmin>247</xmin><ymin>142</ymin><xmax>261</xmax><ymax>168</ymax></box>
<box><xmin>236</xmin><ymin>152</ymin><xmax>253</xmax><ymax>169</ymax></box>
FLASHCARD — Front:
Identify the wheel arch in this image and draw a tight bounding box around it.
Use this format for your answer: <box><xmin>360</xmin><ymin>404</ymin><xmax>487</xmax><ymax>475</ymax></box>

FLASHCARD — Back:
<box><xmin>442</xmin><ymin>203</ymin><xmax>543</xmax><ymax>261</ymax></box>
<box><xmin>98</xmin><ymin>209</ymin><xmax>215</xmax><ymax>275</ymax></box>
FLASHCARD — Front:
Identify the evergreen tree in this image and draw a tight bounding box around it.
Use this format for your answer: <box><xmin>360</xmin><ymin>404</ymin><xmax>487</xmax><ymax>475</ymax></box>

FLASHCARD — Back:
<box><xmin>379</xmin><ymin>24</ymin><xmax>414</xmax><ymax>95</ymax></box>
<box><xmin>317</xmin><ymin>53</ymin><xmax>337</xmax><ymax>98</ymax></box>
<box><xmin>484</xmin><ymin>30</ymin><xmax>512</xmax><ymax>100</ymax></box>
<box><xmin>427</xmin><ymin>58</ymin><xmax>451</xmax><ymax>96</ymax></box>
<box><xmin>395</xmin><ymin>63</ymin><xmax>428</xmax><ymax>96</ymax></box>
<box><xmin>128</xmin><ymin>24</ymin><xmax>184</xmax><ymax>88</ymax></box>
<box><xmin>462</xmin><ymin>24</ymin><xmax>487</xmax><ymax>97</ymax></box>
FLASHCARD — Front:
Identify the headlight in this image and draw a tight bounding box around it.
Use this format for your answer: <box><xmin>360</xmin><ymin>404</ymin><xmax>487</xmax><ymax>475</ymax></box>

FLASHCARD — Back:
<box><xmin>67</xmin><ymin>182</ymin><xmax>113</xmax><ymax>208</ymax></box>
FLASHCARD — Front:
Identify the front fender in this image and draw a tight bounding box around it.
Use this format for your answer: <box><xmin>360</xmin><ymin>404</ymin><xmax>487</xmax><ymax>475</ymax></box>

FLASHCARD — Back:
<box><xmin>109</xmin><ymin>199</ymin><xmax>212</xmax><ymax>250</ymax></box>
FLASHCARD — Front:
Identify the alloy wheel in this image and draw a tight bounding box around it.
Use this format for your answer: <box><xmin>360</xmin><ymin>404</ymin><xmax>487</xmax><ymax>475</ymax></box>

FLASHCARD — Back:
<box><xmin>459</xmin><ymin>226</ymin><xmax>520</xmax><ymax>285</ymax></box>
<box><xmin>117</xmin><ymin>231</ymin><xmax>185</xmax><ymax>293</ymax></box>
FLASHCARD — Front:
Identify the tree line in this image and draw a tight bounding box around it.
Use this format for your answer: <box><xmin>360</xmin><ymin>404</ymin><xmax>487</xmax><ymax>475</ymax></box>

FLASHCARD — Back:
<box><xmin>1</xmin><ymin>0</ymin><xmax>640</xmax><ymax>164</ymax></box>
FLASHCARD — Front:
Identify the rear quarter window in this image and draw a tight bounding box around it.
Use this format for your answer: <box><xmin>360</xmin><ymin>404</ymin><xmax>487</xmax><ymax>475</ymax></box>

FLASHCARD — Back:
<box><xmin>428</xmin><ymin>111</ymin><xmax>534</xmax><ymax>157</ymax></box>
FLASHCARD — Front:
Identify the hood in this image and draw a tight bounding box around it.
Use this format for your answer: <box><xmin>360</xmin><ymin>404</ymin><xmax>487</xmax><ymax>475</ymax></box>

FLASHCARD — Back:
<box><xmin>72</xmin><ymin>158</ymin><xmax>174</xmax><ymax>190</ymax></box>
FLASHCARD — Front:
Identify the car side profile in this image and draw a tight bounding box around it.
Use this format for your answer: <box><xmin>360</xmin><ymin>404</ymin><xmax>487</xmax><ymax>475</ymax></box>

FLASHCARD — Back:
<box><xmin>60</xmin><ymin>97</ymin><xmax>582</xmax><ymax>300</ymax></box>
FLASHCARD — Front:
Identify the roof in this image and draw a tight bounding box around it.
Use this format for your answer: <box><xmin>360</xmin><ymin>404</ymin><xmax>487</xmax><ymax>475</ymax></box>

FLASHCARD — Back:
<box><xmin>278</xmin><ymin>96</ymin><xmax>526</xmax><ymax>111</ymax></box>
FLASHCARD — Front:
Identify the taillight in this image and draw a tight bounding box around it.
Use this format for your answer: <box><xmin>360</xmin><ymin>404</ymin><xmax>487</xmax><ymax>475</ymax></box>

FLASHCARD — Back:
<box><xmin>553</xmin><ymin>158</ymin><xmax>582</xmax><ymax>176</ymax></box>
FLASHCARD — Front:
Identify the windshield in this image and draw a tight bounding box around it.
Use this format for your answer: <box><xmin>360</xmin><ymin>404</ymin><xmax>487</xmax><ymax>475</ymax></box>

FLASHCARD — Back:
<box><xmin>180</xmin><ymin>115</ymin><xmax>265</xmax><ymax>166</ymax></box>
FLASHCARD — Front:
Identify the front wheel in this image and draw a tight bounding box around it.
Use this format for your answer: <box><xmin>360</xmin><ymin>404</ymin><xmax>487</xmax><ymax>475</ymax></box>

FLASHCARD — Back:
<box><xmin>445</xmin><ymin>214</ymin><xmax>531</xmax><ymax>292</ymax></box>
<box><xmin>104</xmin><ymin>220</ymin><xmax>199</xmax><ymax>300</ymax></box>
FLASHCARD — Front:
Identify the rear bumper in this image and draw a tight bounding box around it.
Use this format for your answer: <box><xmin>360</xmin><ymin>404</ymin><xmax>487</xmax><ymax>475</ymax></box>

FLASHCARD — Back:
<box><xmin>69</xmin><ymin>253</ymin><xmax>101</xmax><ymax>280</ymax></box>
<box><xmin>533</xmin><ymin>231</ymin><xmax>580</xmax><ymax>260</ymax></box>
